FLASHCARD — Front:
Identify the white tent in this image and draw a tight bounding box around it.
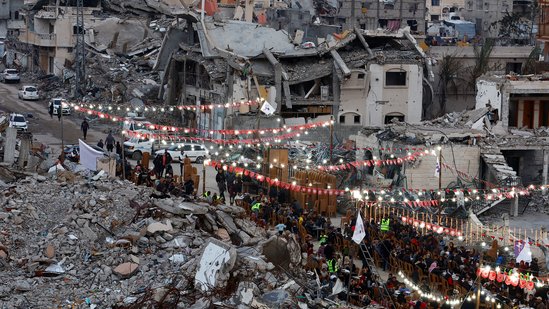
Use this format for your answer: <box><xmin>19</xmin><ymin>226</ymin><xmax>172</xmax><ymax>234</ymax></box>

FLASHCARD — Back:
<box><xmin>79</xmin><ymin>139</ymin><xmax>104</xmax><ymax>171</ymax></box>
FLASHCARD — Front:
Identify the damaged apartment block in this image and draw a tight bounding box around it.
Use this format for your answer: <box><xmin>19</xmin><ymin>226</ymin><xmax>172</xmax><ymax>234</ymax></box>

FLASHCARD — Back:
<box><xmin>157</xmin><ymin>13</ymin><xmax>434</xmax><ymax>138</ymax></box>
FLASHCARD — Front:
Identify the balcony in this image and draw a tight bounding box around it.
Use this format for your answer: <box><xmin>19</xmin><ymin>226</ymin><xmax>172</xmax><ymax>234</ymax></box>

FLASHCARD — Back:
<box><xmin>34</xmin><ymin>6</ymin><xmax>57</xmax><ymax>19</ymax></box>
<box><xmin>18</xmin><ymin>31</ymin><xmax>57</xmax><ymax>47</ymax></box>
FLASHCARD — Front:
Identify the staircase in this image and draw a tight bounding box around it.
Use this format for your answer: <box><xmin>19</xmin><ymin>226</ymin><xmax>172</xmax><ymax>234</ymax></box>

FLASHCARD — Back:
<box><xmin>470</xmin><ymin>148</ymin><xmax>522</xmax><ymax>215</ymax></box>
<box><xmin>481</xmin><ymin>148</ymin><xmax>521</xmax><ymax>187</ymax></box>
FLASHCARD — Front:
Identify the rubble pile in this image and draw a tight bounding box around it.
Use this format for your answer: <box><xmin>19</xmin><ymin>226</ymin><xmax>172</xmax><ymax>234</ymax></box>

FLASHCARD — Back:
<box><xmin>0</xmin><ymin>174</ymin><xmax>317</xmax><ymax>308</ymax></box>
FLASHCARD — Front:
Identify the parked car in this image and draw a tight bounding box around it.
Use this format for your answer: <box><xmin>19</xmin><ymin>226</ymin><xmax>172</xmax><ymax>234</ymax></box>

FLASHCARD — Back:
<box><xmin>18</xmin><ymin>85</ymin><xmax>39</xmax><ymax>100</ymax></box>
<box><xmin>1</xmin><ymin>69</ymin><xmax>20</xmax><ymax>83</ymax></box>
<box><xmin>49</xmin><ymin>98</ymin><xmax>71</xmax><ymax>115</ymax></box>
<box><xmin>154</xmin><ymin>143</ymin><xmax>209</xmax><ymax>163</ymax></box>
<box><xmin>8</xmin><ymin>113</ymin><xmax>28</xmax><ymax>131</ymax></box>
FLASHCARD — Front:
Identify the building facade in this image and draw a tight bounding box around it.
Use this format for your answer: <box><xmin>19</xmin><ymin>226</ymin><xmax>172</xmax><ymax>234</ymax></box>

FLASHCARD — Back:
<box><xmin>16</xmin><ymin>2</ymin><xmax>100</xmax><ymax>75</ymax></box>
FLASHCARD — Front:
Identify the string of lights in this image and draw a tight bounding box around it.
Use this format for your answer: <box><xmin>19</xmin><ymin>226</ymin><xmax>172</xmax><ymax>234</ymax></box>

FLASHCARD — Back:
<box><xmin>71</xmin><ymin>99</ymin><xmax>262</xmax><ymax>113</ymax></box>
<box><xmin>76</xmin><ymin>106</ymin><xmax>333</xmax><ymax>135</ymax></box>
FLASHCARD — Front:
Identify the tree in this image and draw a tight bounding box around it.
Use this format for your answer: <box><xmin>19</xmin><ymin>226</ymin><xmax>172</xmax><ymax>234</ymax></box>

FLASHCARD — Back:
<box><xmin>467</xmin><ymin>38</ymin><xmax>498</xmax><ymax>91</ymax></box>
<box><xmin>436</xmin><ymin>54</ymin><xmax>463</xmax><ymax>117</ymax></box>
<box><xmin>490</xmin><ymin>12</ymin><xmax>533</xmax><ymax>44</ymax></box>
<box><xmin>522</xmin><ymin>45</ymin><xmax>542</xmax><ymax>75</ymax></box>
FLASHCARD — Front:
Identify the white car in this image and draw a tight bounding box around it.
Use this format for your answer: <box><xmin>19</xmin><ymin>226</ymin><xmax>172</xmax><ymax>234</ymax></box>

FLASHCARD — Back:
<box><xmin>1</xmin><ymin>69</ymin><xmax>20</xmax><ymax>83</ymax></box>
<box><xmin>49</xmin><ymin>98</ymin><xmax>71</xmax><ymax>115</ymax></box>
<box><xmin>154</xmin><ymin>143</ymin><xmax>209</xmax><ymax>163</ymax></box>
<box><xmin>18</xmin><ymin>85</ymin><xmax>39</xmax><ymax>100</ymax></box>
<box><xmin>8</xmin><ymin>113</ymin><xmax>28</xmax><ymax>131</ymax></box>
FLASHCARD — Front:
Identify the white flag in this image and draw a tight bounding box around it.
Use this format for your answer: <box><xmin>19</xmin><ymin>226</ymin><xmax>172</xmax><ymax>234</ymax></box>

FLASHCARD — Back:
<box><xmin>352</xmin><ymin>212</ymin><xmax>366</xmax><ymax>244</ymax></box>
<box><xmin>434</xmin><ymin>157</ymin><xmax>440</xmax><ymax>178</ymax></box>
<box><xmin>260</xmin><ymin>101</ymin><xmax>275</xmax><ymax>115</ymax></box>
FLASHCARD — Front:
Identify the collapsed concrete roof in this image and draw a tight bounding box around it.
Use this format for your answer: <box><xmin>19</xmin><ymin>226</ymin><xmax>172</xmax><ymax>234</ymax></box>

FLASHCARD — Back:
<box><xmin>171</xmin><ymin>19</ymin><xmax>426</xmax><ymax>82</ymax></box>
<box><xmin>87</xmin><ymin>17</ymin><xmax>162</xmax><ymax>56</ymax></box>
<box><xmin>195</xmin><ymin>20</ymin><xmax>318</xmax><ymax>58</ymax></box>
<box><xmin>102</xmin><ymin>0</ymin><xmax>189</xmax><ymax>16</ymax></box>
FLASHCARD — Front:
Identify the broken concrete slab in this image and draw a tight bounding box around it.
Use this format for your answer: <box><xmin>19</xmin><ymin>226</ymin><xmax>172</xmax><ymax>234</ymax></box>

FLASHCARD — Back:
<box><xmin>215</xmin><ymin>228</ymin><xmax>231</xmax><ymax>242</ymax></box>
<box><xmin>113</xmin><ymin>262</ymin><xmax>139</xmax><ymax>278</ymax></box>
<box><xmin>261</xmin><ymin>289</ymin><xmax>290</xmax><ymax>307</ymax></box>
<box><xmin>175</xmin><ymin>202</ymin><xmax>209</xmax><ymax>215</ymax></box>
<box><xmin>194</xmin><ymin>238</ymin><xmax>237</xmax><ymax>291</ymax></box>
<box><xmin>216</xmin><ymin>210</ymin><xmax>238</xmax><ymax>234</ymax></box>
<box><xmin>147</xmin><ymin>220</ymin><xmax>173</xmax><ymax>234</ymax></box>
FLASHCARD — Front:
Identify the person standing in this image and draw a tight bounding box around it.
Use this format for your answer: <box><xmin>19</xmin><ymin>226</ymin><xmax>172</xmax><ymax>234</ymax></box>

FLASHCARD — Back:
<box><xmin>161</xmin><ymin>149</ymin><xmax>172</xmax><ymax>177</ymax></box>
<box><xmin>57</xmin><ymin>105</ymin><xmax>62</xmax><ymax>121</ymax></box>
<box><xmin>97</xmin><ymin>139</ymin><xmax>104</xmax><ymax>149</ymax></box>
<box><xmin>105</xmin><ymin>132</ymin><xmax>115</xmax><ymax>152</ymax></box>
<box><xmin>216</xmin><ymin>169</ymin><xmax>226</xmax><ymax>201</ymax></box>
<box><xmin>153</xmin><ymin>154</ymin><xmax>163</xmax><ymax>176</ymax></box>
<box><xmin>80</xmin><ymin>119</ymin><xmax>89</xmax><ymax>140</ymax></box>
<box><xmin>115</xmin><ymin>141</ymin><xmax>122</xmax><ymax>156</ymax></box>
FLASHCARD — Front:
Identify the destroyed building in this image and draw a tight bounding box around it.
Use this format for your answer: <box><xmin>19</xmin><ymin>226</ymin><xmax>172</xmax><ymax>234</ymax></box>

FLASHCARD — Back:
<box><xmin>352</xmin><ymin>81</ymin><xmax>549</xmax><ymax>212</ymax></box>
<box><xmin>476</xmin><ymin>72</ymin><xmax>549</xmax><ymax>130</ymax></box>
<box><xmin>156</xmin><ymin>16</ymin><xmax>434</xmax><ymax>137</ymax></box>
<box><xmin>333</xmin><ymin>0</ymin><xmax>426</xmax><ymax>34</ymax></box>
<box><xmin>14</xmin><ymin>0</ymin><xmax>101</xmax><ymax>75</ymax></box>
<box><xmin>0</xmin><ymin>0</ymin><xmax>24</xmax><ymax>39</ymax></box>
<box><xmin>427</xmin><ymin>45</ymin><xmax>534</xmax><ymax>116</ymax></box>
<box><xmin>539</xmin><ymin>0</ymin><xmax>549</xmax><ymax>60</ymax></box>
<box><xmin>458</xmin><ymin>0</ymin><xmax>535</xmax><ymax>42</ymax></box>
<box><xmin>426</xmin><ymin>0</ymin><xmax>465</xmax><ymax>22</ymax></box>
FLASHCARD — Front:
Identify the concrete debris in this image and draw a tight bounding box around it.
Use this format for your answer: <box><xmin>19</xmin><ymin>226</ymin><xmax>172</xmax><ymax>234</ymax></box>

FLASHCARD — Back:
<box><xmin>0</xmin><ymin>171</ymin><xmax>341</xmax><ymax>308</ymax></box>
<box><xmin>146</xmin><ymin>220</ymin><xmax>173</xmax><ymax>234</ymax></box>
<box><xmin>113</xmin><ymin>262</ymin><xmax>139</xmax><ymax>278</ymax></box>
<box><xmin>194</xmin><ymin>238</ymin><xmax>237</xmax><ymax>291</ymax></box>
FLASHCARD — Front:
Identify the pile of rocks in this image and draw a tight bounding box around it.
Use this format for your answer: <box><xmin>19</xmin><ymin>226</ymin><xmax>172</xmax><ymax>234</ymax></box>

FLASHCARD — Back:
<box><xmin>0</xmin><ymin>172</ymin><xmax>330</xmax><ymax>308</ymax></box>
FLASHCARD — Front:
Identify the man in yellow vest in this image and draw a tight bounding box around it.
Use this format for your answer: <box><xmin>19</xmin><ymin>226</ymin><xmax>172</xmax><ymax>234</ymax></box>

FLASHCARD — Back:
<box><xmin>326</xmin><ymin>258</ymin><xmax>339</xmax><ymax>274</ymax></box>
<box><xmin>319</xmin><ymin>234</ymin><xmax>328</xmax><ymax>245</ymax></box>
<box><xmin>380</xmin><ymin>217</ymin><xmax>390</xmax><ymax>232</ymax></box>
<box><xmin>251</xmin><ymin>202</ymin><xmax>261</xmax><ymax>212</ymax></box>
<box><xmin>251</xmin><ymin>201</ymin><xmax>261</xmax><ymax>221</ymax></box>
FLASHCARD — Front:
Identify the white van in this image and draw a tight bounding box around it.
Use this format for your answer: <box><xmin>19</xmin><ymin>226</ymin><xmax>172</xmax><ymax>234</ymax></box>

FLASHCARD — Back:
<box><xmin>124</xmin><ymin>134</ymin><xmax>209</xmax><ymax>162</ymax></box>
<box><xmin>154</xmin><ymin>143</ymin><xmax>209</xmax><ymax>163</ymax></box>
<box><xmin>123</xmin><ymin>135</ymin><xmax>160</xmax><ymax>160</ymax></box>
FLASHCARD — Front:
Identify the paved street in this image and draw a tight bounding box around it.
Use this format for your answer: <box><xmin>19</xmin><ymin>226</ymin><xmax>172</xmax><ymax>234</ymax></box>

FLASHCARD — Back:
<box><xmin>0</xmin><ymin>80</ymin><xmax>221</xmax><ymax>193</ymax></box>
<box><xmin>0</xmin><ymin>80</ymin><xmax>104</xmax><ymax>147</ymax></box>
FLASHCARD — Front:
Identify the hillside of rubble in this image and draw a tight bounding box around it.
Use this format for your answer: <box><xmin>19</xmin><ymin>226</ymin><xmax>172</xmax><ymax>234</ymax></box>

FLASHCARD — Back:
<box><xmin>0</xmin><ymin>170</ymin><xmax>318</xmax><ymax>308</ymax></box>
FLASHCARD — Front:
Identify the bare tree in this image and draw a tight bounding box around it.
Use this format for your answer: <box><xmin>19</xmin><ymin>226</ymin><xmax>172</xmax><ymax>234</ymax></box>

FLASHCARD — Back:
<box><xmin>436</xmin><ymin>54</ymin><xmax>463</xmax><ymax>117</ymax></box>
<box><xmin>467</xmin><ymin>39</ymin><xmax>498</xmax><ymax>91</ymax></box>
<box><xmin>522</xmin><ymin>45</ymin><xmax>542</xmax><ymax>75</ymax></box>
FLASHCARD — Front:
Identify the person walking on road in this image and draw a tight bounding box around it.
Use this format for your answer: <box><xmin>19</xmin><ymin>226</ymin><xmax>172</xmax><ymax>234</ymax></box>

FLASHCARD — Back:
<box><xmin>80</xmin><ymin>119</ymin><xmax>89</xmax><ymax>140</ymax></box>
<box><xmin>105</xmin><ymin>132</ymin><xmax>115</xmax><ymax>152</ymax></box>
<box><xmin>48</xmin><ymin>104</ymin><xmax>54</xmax><ymax>119</ymax></box>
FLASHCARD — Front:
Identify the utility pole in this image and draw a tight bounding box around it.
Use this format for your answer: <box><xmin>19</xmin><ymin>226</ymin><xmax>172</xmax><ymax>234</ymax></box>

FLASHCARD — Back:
<box><xmin>475</xmin><ymin>256</ymin><xmax>484</xmax><ymax>309</ymax></box>
<box><xmin>329</xmin><ymin>116</ymin><xmax>334</xmax><ymax>162</ymax></box>
<box><xmin>59</xmin><ymin>105</ymin><xmax>65</xmax><ymax>161</ymax></box>
<box><xmin>202</xmin><ymin>162</ymin><xmax>206</xmax><ymax>194</ymax></box>
<box><xmin>74</xmin><ymin>0</ymin><xmax>86</xmax><ymax>97</ymax></box>
<box><xmin>350</xmin><ymin>0</ymin><xmax>356</xmax><ymax>29</ymax></box>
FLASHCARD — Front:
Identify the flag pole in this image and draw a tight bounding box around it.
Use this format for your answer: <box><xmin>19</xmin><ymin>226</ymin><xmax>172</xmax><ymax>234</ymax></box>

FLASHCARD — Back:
<box><xmin>438</xmin><ymin>146</ymin><xmax>442</xmax><ymax>190</ymax></box>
